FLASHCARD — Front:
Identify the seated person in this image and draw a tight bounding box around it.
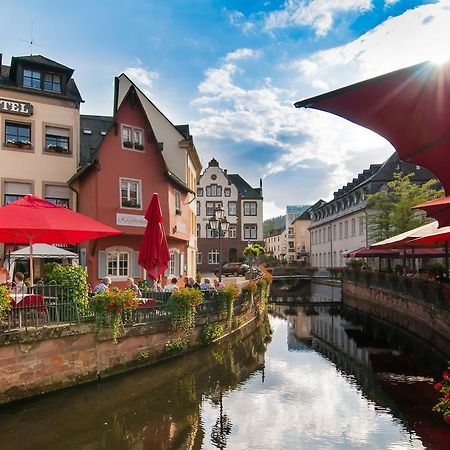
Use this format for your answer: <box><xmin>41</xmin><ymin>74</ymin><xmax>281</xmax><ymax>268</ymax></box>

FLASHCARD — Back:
<box><xmin>199</xmin><ymin>278</ymin><xmax>217</xmax><ymax>292</ymax></box>
<box><xmin>93</xmin><ymin>277</ymin><xmax>111</xmax><ymax>293</ymax></box>
<box><xmin>13</xmin><ymin>272</ymin><xmax>27</xmax><ymax>295</ymax></box>
<box><xmin>185</xmin><ymin>277</ymin><xmax>200</xmax><ymax>289</ymax></box>
<box><xmin>213</xmin><ymin>278</ymin><xmax>225</xmax><ymax>289</ymax></box>
<box><xmin>127</xmin><ymin>277</ymin><xmax>142</xmax><ymax>296</ymax></box>
<box><xmin>0</xmin><ymin>258</ymin><xmax>9</xmax><ymax>284</ymax></box>
<box><xmin>163</xmin><ymin>277</ymin><xmax>179</xmax><ymax>292</ymax></box>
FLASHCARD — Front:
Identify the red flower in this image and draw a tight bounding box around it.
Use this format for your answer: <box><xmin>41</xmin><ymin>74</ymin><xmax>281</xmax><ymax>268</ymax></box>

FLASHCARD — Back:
<box><xmin>443</xmin><ymin>372</ymin><xmax>449</xmax><ymax>380</ymax></box>
<box><xmin>435</xmin><ymin>382</ymin><xmax>443</xmax><ymax>391</ymax></box>
<box><xmin>446</xmin><ymin>415</ymin><xmax>450</xmax><ymax>424</ymax></box>
<box><xmin>445</xmin><ymin>392</ymin><xmax>450</xmax><ymax>400</ymax></box>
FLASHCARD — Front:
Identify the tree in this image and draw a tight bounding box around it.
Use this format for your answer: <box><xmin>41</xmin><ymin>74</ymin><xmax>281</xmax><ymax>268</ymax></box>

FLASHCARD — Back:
<box><xmin>243</xmin><ymin>244</ymin><xmax>265</xmax><ymax>267</ymax></box>
<box><xmin>366</xmin><ymin>172</ymin><xmax>443</xmax><ymax>241</ymax></box>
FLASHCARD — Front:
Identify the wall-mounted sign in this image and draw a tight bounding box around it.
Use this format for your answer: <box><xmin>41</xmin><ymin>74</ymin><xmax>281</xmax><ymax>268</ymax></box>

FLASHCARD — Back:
<box><xmin>116</xmin><ymin>213</ymin><xmax>147</xmax><ymax>227</ymax></box>
<box><xmin>0</xmin><ymin>98</ymin><xmax>33</xmax><ymax>116</ymax></box>
<box><xmin>176</xmin><ymin>221</ymin><xmax>187</xmax><ymax>233</ymax></box>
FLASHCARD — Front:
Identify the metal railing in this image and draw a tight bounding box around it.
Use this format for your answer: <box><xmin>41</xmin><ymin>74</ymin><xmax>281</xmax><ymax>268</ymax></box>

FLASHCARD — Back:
<box><xmin>342</xmin><ymin>269</ymin><xmax>450</xmax><ymax>312</ymax></box>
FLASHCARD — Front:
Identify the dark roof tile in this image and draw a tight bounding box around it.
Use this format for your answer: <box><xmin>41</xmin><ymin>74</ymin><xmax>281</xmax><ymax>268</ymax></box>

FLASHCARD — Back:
<box><xmin>227</xmin><ymin>174</ymin><xmax>263</xmax><ymax>199</ymax></box>
<box><xmin>79</xmin><ymin>115</ymin><xmax>113</xmax><ymax>165</ymax></box>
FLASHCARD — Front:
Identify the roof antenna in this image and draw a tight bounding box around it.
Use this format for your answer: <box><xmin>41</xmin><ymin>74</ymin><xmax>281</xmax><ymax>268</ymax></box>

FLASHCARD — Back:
<box><xmin>20</xmin><ymin>20</ymin><xmax>44</xmax><ymax>55</ymax></box>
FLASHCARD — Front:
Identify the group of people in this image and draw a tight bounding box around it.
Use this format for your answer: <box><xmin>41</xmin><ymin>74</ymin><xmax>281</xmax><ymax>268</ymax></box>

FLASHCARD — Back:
<box><xmin>92</xmin><ymin>275</ymin><xmax>226</xmax><ymax>295</ymax></box>
<box><xmin>0</xmin><ymin>258</ymin><xmax>28</xmax><ymax>296</ymax></box>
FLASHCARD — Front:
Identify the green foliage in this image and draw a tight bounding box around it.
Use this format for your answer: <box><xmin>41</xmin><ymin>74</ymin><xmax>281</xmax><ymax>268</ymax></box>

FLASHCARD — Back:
<box><xmin>167</xmin><ymin>288</ymin><xmax>204</xmax><ymax>332</ymax></box>
<box><xmin>232</xmin><ymin>315</ymin><xmax>244</xmax><ymax>329</ymax></box>
<box><xmin>263</xmin><ymin>215</ymin><xmax>285</xmax><ymax>237</ymax></box>
<box><xmin>137</xmin><ymin>280</ymin><xmax>151</xmax><ymax>293</ymax></box>
<box><xmin>244</xmin><ymin>244</ymin><xmax>265</xmax><ymax>258</ymax></box>
<box><xmin>165</xmin><ymin>338</ymin><xmax>187</xmax><ymax>354</ymax></box>
<box><xmin>305</xmin><ymin>267</ymin><xmax>317</xmax><ymax>277</ymax></box>
<box><xmin>0</xmin><ymin>285</ymin><xmax>12</xmax><ymax>319</ymax></box>
<box><xmin>137</xmin><ymin>349</ymin><xmax>152</xmax><ymax>360</ymax></box>
<box><xmin>196</xmin><ymin>271</ymin><xmax>201</xmax><ymax>283</ymax></box>
<box><xmin>433</xmin><ymin>365</ymin><xmax>450</xmax><ymax>425</ymax></box>
<box><xmin>90</xmin><ymin>288</ymin><xmax>139</xmax><ymax>343</ymax></box>
<box><xmin>422</xmin><ymin>262</ymin><xmax>446</xmax><ymax>276</ymax></box>
<box><xmin>366</xmin><ymin>171</ymin><xmax>443</xmax><ymax>241</ymax></box>
<box><xmin>242</xmin><ymin>280</ymin><xmax>257</xmax><ymax>301</ymax></box>
<box><xmin>44</xmin><ymin>263</ymin><xmax>89</xmax><ymax>309</ymax></box>
<box><xmin>200</xmin><ymin>322</ymin><xmax>225</xmax><ymax>344</ymax></box>
<box><xmin>346</xmin><ymin>259</ymin><xmax>363</xmax><ymax>270</ymax></box>
<box><xmin>327</xmin><ymin>267</ymin><xmax>341</xmax><ymax>278</ymax></box>
<box><xmin>218</xmin><ymin>284</ymin><xmax>240</xmax><ymax>326</ymax></box>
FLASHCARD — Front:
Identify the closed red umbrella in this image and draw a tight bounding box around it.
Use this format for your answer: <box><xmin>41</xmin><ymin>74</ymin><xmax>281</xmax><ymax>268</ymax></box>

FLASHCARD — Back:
<box><xmin>0</xmin><ymin>195</ymin><xmax>121</xmax><ymax>283</ymax></box>
<box><xmin>138</xmin><ymin>193</ymin><xmax>170</xmax><ymax>281</ymax></box>
<box><xmin>295</xmin><ymin>61</ymin><xmax>450</xmax><ymax>193</ymax></box>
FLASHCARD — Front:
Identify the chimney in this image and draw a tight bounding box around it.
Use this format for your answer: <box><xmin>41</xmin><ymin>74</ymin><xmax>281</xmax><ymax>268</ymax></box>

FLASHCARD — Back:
<box><xmin>0</xmin><ymin>53</ymin><xmax>2</xmax><ymax>70</ymax></box>
<box><xmin>260</xmin><ymin>178</ymin><xmax>263</xmax><ymax>190</ymax></box>
<box><xmin>224</xmin><ymin>169</ymin><xmax>227</xmax><ymax>176</ymax></box>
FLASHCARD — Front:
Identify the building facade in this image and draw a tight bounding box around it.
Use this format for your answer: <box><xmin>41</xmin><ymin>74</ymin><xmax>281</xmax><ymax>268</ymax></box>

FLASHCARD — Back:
<box><xmin>71</xmin><ymin>75</ymin><xmax>201</xmax><ymax>287</ymax></box>
<box><xmin>196</xmin><ymin>158</ymin><xmax>263</xmax><ymax>273</ymax></box>
<box><xmin>309</xmin><ymin>153</ymin><xmax>438</xmax><ymax>268</ymax></box>
<box><xmin>0</xmin><ymin>53</ymin><xmax>82</xmax><ymax>273</ymax></box>
<box><xmin>285</xmin><ymin>205</ymin><xmax>310</xmax><ymax>261</ymax></box>
<box><xmin>264</xmin><ymin>227</ymin><xmax>287</xmax><ymax>260</ymax></box>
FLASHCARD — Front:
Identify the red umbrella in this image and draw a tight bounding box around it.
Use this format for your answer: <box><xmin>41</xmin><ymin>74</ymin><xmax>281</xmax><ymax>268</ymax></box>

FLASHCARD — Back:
<box><xmin>413</xmin><ymin>196</ymin><xmax>450</xmax><ymax>227</ymax></box>
<box><xmin>138</xmin><ymin>193</ymin><xmax>170</xmax><ymax>281</ymax></box>
<box><xmin>344</xmin><ymin>247</ymin><xmax>400</xmax><ymax>258</ymax></box>
<box><xmin>295</xmin><ymin>60</ymin><xmax>450</xmax><ymax>193</ymax></box>
<box><xmin>0</xmin><ymin>195</ymin><xmax>121</xmax><ymax>282</ymax></box>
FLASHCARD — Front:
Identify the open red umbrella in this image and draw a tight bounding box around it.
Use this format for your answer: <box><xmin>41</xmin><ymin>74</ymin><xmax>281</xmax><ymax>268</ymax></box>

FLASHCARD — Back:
<box><xmin>0</xmin><ymin>195</ymin><xmax>121</xmax><ymax>283</ymax></box>
<box><xmin>138</xmin><ymin>193</ymin><xmax>170</xmax><ymax>281</ymax></box>
<box><xmin>413</xmin><ymin>196</ymin><xmax>450</xmax><ymax>227</ymax></box>
<box><xmin>295</xmin><ymin>60</ymin><xmax>450</xmax><ymax>193</ymax></box>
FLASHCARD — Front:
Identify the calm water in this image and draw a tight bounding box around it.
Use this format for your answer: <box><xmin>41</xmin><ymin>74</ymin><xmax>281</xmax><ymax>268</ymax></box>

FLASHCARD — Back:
<box><xmin>0</xmin><ymin>282</ymin><xmax>448</xmax><ymax>449</ymax></box>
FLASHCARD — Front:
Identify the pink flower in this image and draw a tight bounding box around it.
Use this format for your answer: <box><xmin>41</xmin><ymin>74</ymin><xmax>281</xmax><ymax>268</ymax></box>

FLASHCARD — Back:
<box><xmin>435</xmin><ymin>382</ymin><xmax>443</xmax><ymax>391</ymax></box>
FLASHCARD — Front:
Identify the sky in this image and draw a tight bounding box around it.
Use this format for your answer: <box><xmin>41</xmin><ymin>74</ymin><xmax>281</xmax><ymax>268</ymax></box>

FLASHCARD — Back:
<box><xmin>1</xmin><ymin>0</ymin><xmax>448</xmax><ymax>219</ymax></box>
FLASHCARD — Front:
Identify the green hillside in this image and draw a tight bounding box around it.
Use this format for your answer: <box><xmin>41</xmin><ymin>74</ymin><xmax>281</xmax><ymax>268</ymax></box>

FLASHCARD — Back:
<box><xmin>263</xmin><ymin>215</ymin><xmax>285</xmax><ymax>237</ymax></box>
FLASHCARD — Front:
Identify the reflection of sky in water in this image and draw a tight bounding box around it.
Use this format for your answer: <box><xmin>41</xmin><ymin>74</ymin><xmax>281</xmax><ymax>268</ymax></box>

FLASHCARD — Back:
<box><xmin>201</xmin><ymin>317</ymin><xmax>424</xmax><ymax>450</ymax></box>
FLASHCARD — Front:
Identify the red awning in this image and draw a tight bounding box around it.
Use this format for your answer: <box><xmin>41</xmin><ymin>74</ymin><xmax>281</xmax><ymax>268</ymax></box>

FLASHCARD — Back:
<box><xmin>413</xmin><ymin>195</ymin><xmax>450</xmax><ymax>227</ymax></box>
<box><xmin>344</xmin><ymin>247</ymin><xmax>400</xmax><ymax>258</ymax></box>
<box><xmin>295</xmin><ymin>61</ymin><xmax>450</xmax><ymax>193</ymax></box>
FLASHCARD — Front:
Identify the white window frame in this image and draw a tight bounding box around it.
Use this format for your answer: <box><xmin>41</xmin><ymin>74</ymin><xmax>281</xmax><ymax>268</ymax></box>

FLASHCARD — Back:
<box><xmin>175</xmin><ymin>190</ymin><xmax>181</xmax><ymax>215</ymax></box>
<box><xmin>107</xmin><ymin>250</ymin><xmax>130</xmax><ymax>279</ymax></box>
<box><xmin>244</xmin><ymin>224</ymin><xmax>257</xmax><ymax>240</ymax></box>
<box><xmin>196</xmin><ymin>223</ymin><xmax>201</xmax><ymax>238</ymax></box>
<box><xmin>121</xmin><ymin>124</ymin><xmax>145</xmax><ymax>152</ymax></box>
<box><xmin>120</xmin><ymin>177</ymin><xmax>142</xmax><ymax>210</ymax></box>
<box><xmin>197</xmin><ymin>252</ymin><xmax>202</xmax><ymax>264</ymax></box>
<box><xmin>168</xmin><ymin>249</ymin><xmax>180</xmax><ymax>277</ymax></box>
<box><xmin>243</xmin><ymin>201</ymin><xmax>257</xmax><ymax>216</ymax></box>
<box><xmin>228</xmin><ymin>202</ymin><xmax>237</xmax><ymax>216</ymax></box>
<box><xmin>229</xmin><ymin>224</ymin><xmax>236</xmax><ymax>238</ymax></box>
<box><xmin>208</xmin><ymin>249</ymin><xmax>219</xmax><ymax>264</ymax></box>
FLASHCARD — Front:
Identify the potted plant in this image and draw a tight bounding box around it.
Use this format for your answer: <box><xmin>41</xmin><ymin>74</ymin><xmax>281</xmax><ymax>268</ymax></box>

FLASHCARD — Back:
<box><xmin>134</xmin><ymin>143</ymin><xmax>144</xmax><ymax>150</ymax></box>
<box><xmin>433</xmin><ymin>366</ymin><xmax>450</xmax><ymax>425</ymax></box>
<box><xmin>0</xmin><ymin>285</ymin><xmax>12</xmax><ymax>320</ymax></box>
<box><xmin>123</xmin><ymin>140</ymin><xmax>133</xmax><ymax>148</ymax></box>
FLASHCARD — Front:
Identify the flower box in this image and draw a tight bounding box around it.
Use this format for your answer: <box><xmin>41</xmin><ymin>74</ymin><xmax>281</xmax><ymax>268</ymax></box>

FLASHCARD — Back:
<box><xmin>123</xmin><ymin>140</ymin><xmax>133</xmax><ymax>149</ymax></box>
<box><xmin>5</xmin><ymin>140</ymin><xmax>32</xmax><ymax>150</ymax></box>
<box><xmin>134</xmin><ymin>143</ymin><xmax>144</xmax><ymax>151</ymax></box>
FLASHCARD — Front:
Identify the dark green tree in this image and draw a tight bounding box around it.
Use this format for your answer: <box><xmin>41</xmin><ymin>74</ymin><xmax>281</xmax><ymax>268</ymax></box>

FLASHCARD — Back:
<box><xmin>366</xmin><ymin>172</ymin><xmax>443</xmax><ymax>241</ymax></box>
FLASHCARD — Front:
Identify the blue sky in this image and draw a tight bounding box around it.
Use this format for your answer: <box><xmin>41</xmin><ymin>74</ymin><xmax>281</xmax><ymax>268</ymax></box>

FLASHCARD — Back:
<box><xmin>1</xmin><ymin>0</ymin><xmax>447</xmax><ymax>218</ymax></box>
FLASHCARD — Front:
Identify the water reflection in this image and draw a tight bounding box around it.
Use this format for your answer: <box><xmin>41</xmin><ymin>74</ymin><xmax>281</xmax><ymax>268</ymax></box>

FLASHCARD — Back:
<box><xmin>0</xmin><ymin>280</ymin><xmax>449</xmax><ymax>449</ymax></box>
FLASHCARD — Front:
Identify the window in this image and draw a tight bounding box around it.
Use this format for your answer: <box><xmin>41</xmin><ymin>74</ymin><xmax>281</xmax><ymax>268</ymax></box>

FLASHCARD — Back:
<box><xmin>206</xmin><ymin>201</ymin><xmax>222</xmax><ymax>216</ymax></box>
<box><xmin>196</xmin><ymin>201</ymin><xmax>201</xmax><ymax>216</ymax></box>
<box><xmin>224</xmin><ymin>188</ymin><xmax>231</xmax><ymax>197</ymax></box>
<box><xmin>206</xmin><ymin>224</ymin><xmax>215</xmax><ymax>238</ymax></box>
<box><xmin>344</xmin><ymin>221</ymin><xmax>348</xmax><ymax>238</ymax></box>
<box><xmin>339</xmin><ymin>222</ymin><xmax>343</xmax><ymax>239</ymax></box>
<box><xmin>197</xmin><ymin>252</ymin><xmax>202</xmax><ymax>264</ymax></box>
<box><xmin>107</xmin><ymin>251</ymin><xmax>129</xmax><ymax>277</ymax></box>
<box><xmin>208</xmin><ymin>249</ymin><xmax>219</xmax><ymax>264</ymax></box>
<box><xmin>45</xmin><ymin>126</ymin><xmax>70</xmax><ymax>154</ymax></box>
<box><xmin>23</xmin><ymin>69</ymin><xmax>41</xmax><ymax>89</ymax></box>
<box><xmin>3</xmin><ymin>181</ymin><xmax>32</xmax><ymax>205</ymax></box>
<box><xmin>168</xmin><ymin>250</ymin><xmax>180</xmax><ymax>276</ymax></box>
<box><xmin>122</xmin><ymin>125</ymin><xmax>144</xmax><ymax>150</ymax></box>
<box><xmin>244</xmin><ymin>224</ymin><xmax>257</xmax><ymax>239</ymax></box>
<box><xmin>228</xmin><ymin>202</ymin><xmax>237</xmax><ymax>216</ymax></box>
<box><xmin>120</xmin><ymin>178</ymin><xmax>141</xmax><ymax>209</ymax></box>
<box><xmin>197</xmin><ymin>187</ymin><xmax>203</xmax><ymax>197</ymax></box>
<box><xmin>243</xmin><ymin>201</ymin><xmax>257</xmax><ymax>216</ymax></box>
<box><xmin>175</xmin><ymin>190</ymin><xmax>181</xmax><ymax>215</ymax></box>
<box><xmin>44</xmin><ymin>73</ymin><xmax>61</xmax><ymax>92</ymax></box>
<box><xmin>45</xmin><ymin>185</ymin><xmax>71</xmax><ymax>209</ymax></box>
<box><xmin>196</xmin><ymin>223</ymin><xmax>201</xmax><ymax>238</ymax></box>
<box><xmin>351</xmin><ymin>218</ymin><xmax>356</xmax><ymax>237</ymax></box>
<box><xmin>5</xmin><ymin>122</ymin><xmax>31</xmax><ymax>148</ymax></box>
<box><xmin>229</xmin><ymin>224</ymin><xmax>236</xmax><ymax>238</ymax></box>
<box><xmin>333</xmin><ymin>225</ymin><xmax>336</xmax><ymax>240</ymax></box>
<box><xmin>206</xmin><ymin>184</ymin><xmax>222</xmax><ymax>197</ymax></box>
<box><xmin>359</xmin><ymin>217</ymin><xmax>365</xmax><ymax>235</ymax></box>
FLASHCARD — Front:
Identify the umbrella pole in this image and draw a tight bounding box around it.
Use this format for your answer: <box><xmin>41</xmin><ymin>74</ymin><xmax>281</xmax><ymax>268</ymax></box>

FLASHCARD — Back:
<box><xmin>446</xmin><ymin>241</ymin><xmax>449</xmax><ymax>276</ymax></box>
<box><xmin>29</xmin><ymin>239</ymin><xmax>34</xmax><ymax>287</ymax></box>
<box><xmin>412</xmin><ymin>248</ymin><xmax>416</xmax><ymax>272</ymax></box>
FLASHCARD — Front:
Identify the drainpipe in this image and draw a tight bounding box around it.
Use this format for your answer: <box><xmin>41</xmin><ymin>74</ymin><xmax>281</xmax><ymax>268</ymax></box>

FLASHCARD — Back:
<box><xmin>68</xmin><ymin>183</ymin><xmax>81</xmax><ymax>256</ymax></box>
<box><xmin>329</xmin><ymin>224</ymin><xmax>333</xmax><ymax>269</ymax></box>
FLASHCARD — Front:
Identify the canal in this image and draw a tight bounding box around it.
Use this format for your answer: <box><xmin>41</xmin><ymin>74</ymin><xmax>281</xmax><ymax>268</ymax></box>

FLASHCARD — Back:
<box><xmin>0</xmin><ymin>281</ymin><xmax>448</xmax><ymax>449</ymax></box>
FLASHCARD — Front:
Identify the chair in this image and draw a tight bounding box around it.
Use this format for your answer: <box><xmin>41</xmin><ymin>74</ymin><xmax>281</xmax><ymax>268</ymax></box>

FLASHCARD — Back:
<box><xmin>15</xmin><ymin>294</ymin><xmax>47</xmax><ymax>327</ymax></box>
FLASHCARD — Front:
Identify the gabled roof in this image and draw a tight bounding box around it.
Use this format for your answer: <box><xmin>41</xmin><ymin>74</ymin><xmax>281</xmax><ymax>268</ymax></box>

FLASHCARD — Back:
<box><xmin>293</xmin><ymin>200</ymin><xmax>325</xmax><ymax>221</ymax></box>
<box><xmin>0</xmin><ymin>54</ymin><xmax>82</xmax><ymax>103</ymax></box>
<box><xmin>266</xmin><ymin>227</ymin><xmax>286</xmax><ymax>238</ymax></box>
<box><xmin>79</xmin><ymin>115</ymin><xmax>113</xmax><ymax>165</ymax></box>
<box><xmin>227</xmin><ymin>174</ymin><xmax>263</xmax><ymax>199</ymax></box>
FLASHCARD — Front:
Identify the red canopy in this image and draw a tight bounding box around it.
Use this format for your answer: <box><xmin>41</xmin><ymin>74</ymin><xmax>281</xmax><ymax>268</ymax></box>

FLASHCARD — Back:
<box><xmin>345</xmin><ymin>247</ymin><xmax>399</xmax><ymax>258</ymax></box>
<box><xmin>0</xmin><ymin>195</ymin><xmax>121</xmax><ymax>282</ymax></box>
<box><xmin>138</xmin><ymin>193</ymin><xmax>170</xmax><ymax>281</ymax></box>
<box><xmin>413</xmin><ymin>196</ymin><xmax>450</xmax><ymax>227</ymax></box>
<box><xmin>295</xmin><ymin>61</ymin><xmax>450</xmax><ymax>193</ymax></box>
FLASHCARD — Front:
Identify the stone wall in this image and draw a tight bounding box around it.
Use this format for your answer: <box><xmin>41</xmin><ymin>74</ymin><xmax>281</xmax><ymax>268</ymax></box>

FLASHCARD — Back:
<box><xmin>342</xmin><ymin>280</ymin><xmax>450</xmax><ymax>357</ymax></box>
<box><xmin>0</xmin><ymin>299</ymin><xmax>263</xmax><ymax>405</ymax></box>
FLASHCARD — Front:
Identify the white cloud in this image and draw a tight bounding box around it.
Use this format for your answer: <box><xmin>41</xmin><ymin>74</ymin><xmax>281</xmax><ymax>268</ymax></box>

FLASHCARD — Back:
<box><xmin>264</xmin><ymin>200</ymin><xmax>285</xmax><ymax>220</ymax></box>
<box><xmin>123</xmin><ymin>66</ymin><xmax>159</xmax><ymax>97</ymax></box>
<box><xmin>224</xmin><ymin>48</ymin><xmax>261</xmax><ymax>62</ymax></box>
<box><xmin>264</xmin><ymin>0</ymin><xmax>373</xmax><ymax>36</ymax></box>
<box><xmin>385</xmin><ymin>0</ymin><xmax>400</xmax><ymax>5</ymax></box>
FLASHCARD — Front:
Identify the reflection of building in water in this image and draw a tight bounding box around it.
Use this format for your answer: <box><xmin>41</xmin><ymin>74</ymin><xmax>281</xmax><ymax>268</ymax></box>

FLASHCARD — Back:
<box><xmin>286</xmin><ymin>308</ymin><xmax>313</xmax><ymax>350</ymax></box>
<box><xmin>310</xmin><ymin>283</ymin><xmax>341</xmax><ymax>303</ymax></box>
<box><xmin>311</xmin><ymin>311</ymin><xmax>371</xmax><ymax>367</ymax></box>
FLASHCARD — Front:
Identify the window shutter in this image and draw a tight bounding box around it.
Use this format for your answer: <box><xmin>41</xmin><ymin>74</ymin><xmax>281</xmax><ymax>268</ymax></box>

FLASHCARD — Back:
<box><xmin>79</xmin><ymin>248</ymin><xmax>87</xmax><ymax>268</ymax></box>
<box><xmin>132</xmin><ymin>251</ymin><xmax>141</xmax><ymax>278</ymax></box>
<box><xmin>98</xmin><ymin>251</ymin><xmax>107</xmax><ymax>279</ymax></box>
<box><xmin>179</xmin><ymin>253</ymin><xmax>184</xmax><ymax>277</ymax></box>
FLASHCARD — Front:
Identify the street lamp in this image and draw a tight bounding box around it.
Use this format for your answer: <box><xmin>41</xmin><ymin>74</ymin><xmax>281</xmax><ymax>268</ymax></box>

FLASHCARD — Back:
<box><xmin>209</xmin><ymin>206</ymin><xmax>229</xmax><ymax>282</ymax></box>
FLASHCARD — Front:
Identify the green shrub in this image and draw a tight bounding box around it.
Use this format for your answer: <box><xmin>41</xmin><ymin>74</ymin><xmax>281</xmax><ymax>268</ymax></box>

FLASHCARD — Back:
<box><xmin>242</xmin><ymin>280</ymin><xmax>257</xmax><ymax>301</ymax></box>
<box><xmin>167</xmin><ymin>288</ymin><xmax>204</xmax><ymax>332</ymax></box>
<box><xmin>165</xmin><ymin>338</ymin><xmax>187</xmax><ymax>354</ymax></box>
<box><xmin>0</xmin><ymin>285</ymin><xmax>12</xmax><ymax>319</ymax></box>
<box><xmin>218</xmin><ymin>284</ymin><xmax>240</xmax><ymax>326</ymax></box>
<box><xmin>44</xmin><ymin>263</ymin><xmax>89</xmax><ymax>309</ymax></box>
<box><xmin>200</xmin><ymin>322</ymin><xmax>225</xmax><ymax>344</ymax></box>
<box><xmin>346</xmin><ymin>259</ymin><xmax>363</xmax><ymax>270</ymax></box>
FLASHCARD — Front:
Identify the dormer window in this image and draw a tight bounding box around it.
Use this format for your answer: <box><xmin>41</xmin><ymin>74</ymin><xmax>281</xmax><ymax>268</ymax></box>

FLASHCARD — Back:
<box><xmin>44</xmin><ymin>73</ymin><xmax>61</xmax><ymax>92</ymax></box>
<box><xmin>122</xmin><ymin>125</ymin><xmax>144</xmax><ymax>151</ymax></box>
<box><xmin>23</xmin><ymin>69</ymin><xmax>41</xmax><ymax>89</ymax></box>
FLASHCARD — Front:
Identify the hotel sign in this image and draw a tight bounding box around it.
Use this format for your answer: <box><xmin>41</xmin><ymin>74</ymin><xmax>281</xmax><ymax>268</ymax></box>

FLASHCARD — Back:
<box><xmin>116</xmin><ymin>213</ymin><xmax>147</xmax><ymax>228</ymax></box>
<box><xmin>0</xmin><ymin>98</ymin><xmax>33</xmax><ymax>116</ymax></box>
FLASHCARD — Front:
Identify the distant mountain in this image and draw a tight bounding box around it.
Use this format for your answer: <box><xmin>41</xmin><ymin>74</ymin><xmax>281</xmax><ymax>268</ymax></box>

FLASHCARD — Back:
<box><xmin>263</xmin><ymin>215</ymin><xmax>285</xmax><ymax>237</ymax></box>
